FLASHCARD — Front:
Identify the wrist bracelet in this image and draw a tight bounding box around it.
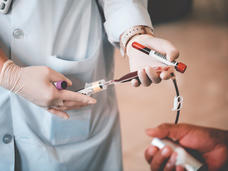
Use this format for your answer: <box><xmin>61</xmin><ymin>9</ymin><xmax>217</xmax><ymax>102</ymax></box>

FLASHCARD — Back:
<box><xmin>120</xmin><ymin>25</ymin><xmax>154</xmax><ymax>56</ymax></box>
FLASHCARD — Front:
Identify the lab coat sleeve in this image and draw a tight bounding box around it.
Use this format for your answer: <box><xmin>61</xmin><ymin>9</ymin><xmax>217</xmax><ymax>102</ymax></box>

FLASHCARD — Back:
<box><xmin>98</xmin><ymin>0</ymin><xmax>153</xmax><ymax>44</ymax></box>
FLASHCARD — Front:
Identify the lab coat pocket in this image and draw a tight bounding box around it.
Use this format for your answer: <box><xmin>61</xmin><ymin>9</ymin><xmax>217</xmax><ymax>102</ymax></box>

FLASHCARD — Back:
<box><xmin>46</xmin><ymin>54</ymin><xmax>98</xmax><ymax>75</ymax></box>
<box><xmin>48</xmin><ymin>107</ymin><xmax>92</xmax><ymax>145</ymax></box>
<box><xmin>10</xmin><ymin>94</ymin><xmax>92</xmax><ymax>146</ymax></box>
<box><xmin>45</xmin><ymin>41</ymin><xmax>102</xmax><ymax>85</ymax></box>
<box><xmin>46</xmin><ymin>33</ymin><xmax>102</xmax><ymax>76</ymax></box>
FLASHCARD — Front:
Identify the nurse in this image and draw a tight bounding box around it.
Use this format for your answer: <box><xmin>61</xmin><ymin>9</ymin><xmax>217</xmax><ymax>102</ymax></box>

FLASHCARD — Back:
<box><xmin>0</xmin><ymin>0</ymin><xmax>179</xmax><ymax>171</ymax></box>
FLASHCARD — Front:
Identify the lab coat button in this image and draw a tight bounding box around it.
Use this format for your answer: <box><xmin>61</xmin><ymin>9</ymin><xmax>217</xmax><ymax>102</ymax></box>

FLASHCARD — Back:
<box><xmin>13</xmin><ymin>29</ymin><xmax>24</xmax><ymax>39</ymax></box>
<box><xmin>3</xmin><ymin>134</ymin><xmax>13</xmax><ymax>144</ymax></box>
<box><xmin>0</xmin><ymin>3</ymin><xmax>5</xmax><ymax>10</ymax></box>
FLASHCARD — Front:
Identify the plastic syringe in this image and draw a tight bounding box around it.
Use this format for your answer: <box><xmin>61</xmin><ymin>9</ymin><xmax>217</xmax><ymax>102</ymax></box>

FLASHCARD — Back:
<box><xmin>78</xmin><ymin>71</ymin><xmax>138</xmax><ymax>96</ymax></box>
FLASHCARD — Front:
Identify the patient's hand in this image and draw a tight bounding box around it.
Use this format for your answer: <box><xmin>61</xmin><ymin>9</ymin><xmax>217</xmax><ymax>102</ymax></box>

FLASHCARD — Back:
<box><xmin>145</xmin><ymin>123</ymin><xmax>228</xmax><ymax>171</ymax></box>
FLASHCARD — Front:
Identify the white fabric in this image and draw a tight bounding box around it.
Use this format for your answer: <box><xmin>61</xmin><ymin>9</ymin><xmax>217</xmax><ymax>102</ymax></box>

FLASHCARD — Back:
<box><xmin>99</xmin><ymin>0</ymin><xmax>153</xmax><ymax>43</ymax></box>
<box><xmin>0</xmin><ymin>0</ymin><xmax>152</xmax><ymax>170</ymax></box>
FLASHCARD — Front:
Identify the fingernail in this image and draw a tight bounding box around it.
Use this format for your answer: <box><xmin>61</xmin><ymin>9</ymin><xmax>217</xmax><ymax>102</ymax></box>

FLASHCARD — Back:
<box><xmin>170</xmin><ymin>153</ymin><xmax>177</xmax><ymax>164</ymax></box>
<box><xmin>139</xmin><ymin>69</ymin><xmax>144</xmax><ymax>74</ymax></box>
<box><xmin>131</xmin><ymin>79</ymin><xmax>138</xmax><ymax>87</ymax></box>
<box><xmin>166</xmin><ymin>153</ymin><xmax>177</xmax><ymax>169</ymax></box>
<box><xmin>146</xmin><ymin>129</ymin><xmax>153</xmax><ymax>135</ymax></box>
<box><xmin>148</xmin><ymin>147</ymin><xmax>157</xmax><ymax>156</ymax></box>
<box><xmin>156</xmin><ymin>67</ymin><xmax>162</xmax><ymax>70</ymax></box>
<box><xmin>164</xmin><ymin>67</ymin><xmax>170</xmax><ymax>71</ymax></box>
<box><xmin>68</xmin><ymin>80</ymin><xmax>72</xmax><ymax>86</ymax></box>
<box><xmin>156</xmin><ymin>71</ymin><xmax>161</xmax><ymax>75</ymax></box>
<box><xmin>88</xmin><ymin>99</ymin><xmax>96</xmax><ymax>104</ymax></box>
<box><xmin>176</xmin><ymin>165</ymin><xmax>185</xmax><ymax>171</ymax></box>
<box><xmin>161</xmin><ymin>147</ymin><xmax>171</xmax><ymax>156</ymax></box>
<box><xmin>166</xmin><ymin>162</ymin><xmax>174</xmax><ymax>170</ymax></box>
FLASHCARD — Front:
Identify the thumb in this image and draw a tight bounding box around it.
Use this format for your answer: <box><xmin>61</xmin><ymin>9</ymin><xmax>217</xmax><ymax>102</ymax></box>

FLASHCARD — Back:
<box><xmin>48</xmin><ymin>108</ymin><xmax>69</xmax><ymax>120</ymax></box>
<box><xmin>146</xmin><ymin>123</ymin><xmax>191</xmax><ymax>141</ymax></box>
<box><xmin>49</xmin><ymin>69</ymin><xmax>72</xmax><ymax>87</ymax></box>
<box><xmin>131</xmin><ymin>79</ymin><xmax>140</xmax><ymax>87</ymax></box>
<box><xmin>166</xmin><ymin>47</ymin><xmax>179</xmax><ymax>62</ymax></box>
<box><xmin>141</xmin><ymin>36</ymin><xmax>179</xmax><ymax>62</ymax></box>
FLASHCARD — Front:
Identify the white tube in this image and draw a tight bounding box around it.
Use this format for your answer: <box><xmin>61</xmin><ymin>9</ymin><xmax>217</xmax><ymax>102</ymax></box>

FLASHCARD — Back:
<box><xmin>151</xmin><ymin>138</ymin><xmax>203</xmax><ymax>171</ymax></box>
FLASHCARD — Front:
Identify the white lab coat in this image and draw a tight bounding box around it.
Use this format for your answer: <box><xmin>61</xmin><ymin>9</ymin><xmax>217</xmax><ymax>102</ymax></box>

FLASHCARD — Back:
<box><xmin>0</xmin><ymin>0</ymin><xmax>152</xmax><ymax>170</ymax></box>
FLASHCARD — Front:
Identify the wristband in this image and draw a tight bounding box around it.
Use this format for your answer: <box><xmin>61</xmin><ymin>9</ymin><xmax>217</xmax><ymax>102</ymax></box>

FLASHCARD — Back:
<box><xmin>120</xmin><ymin>25</ymin><xmax>154</xmax><ymax>57</ymax></box>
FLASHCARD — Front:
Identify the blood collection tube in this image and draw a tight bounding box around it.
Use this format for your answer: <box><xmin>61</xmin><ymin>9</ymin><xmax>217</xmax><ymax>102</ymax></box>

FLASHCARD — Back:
<box><xmin>54</xmin><ymin>81</ymin><xmax>68</xmax><ymax>90</ymax></box>
<box><xmin>132</xmin><ymin>42</ymin><xmax>187</xmax><ymax>73</ymax></box>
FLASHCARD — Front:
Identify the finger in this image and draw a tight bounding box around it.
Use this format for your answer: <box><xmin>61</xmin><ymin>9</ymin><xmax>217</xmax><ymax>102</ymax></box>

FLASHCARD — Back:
<box><xmin>138</xmin><ymin>69</ymin><xmax>152</xmax><ymax>87</ymax></box>
<box><xmin>50</xmin><ymin>98</ymin><xmax>64</xmax><ymax>107</ymax></box>
<box><xmin>146</xmin><ymin>123</ymin><xmax>191</xmax><ymax>141</ymax></box>
<box><xmin>131</xmin><ymin>79</ymin><xmax>140</xmax><ymax>87</ymax></box>
<box><xmin>59</xmin><ymin>90</ymin><xmax>96</xmax><ymax>104</ymax></box>
<box><xmin>145</xmin><ymin>66</ymin><xmax>161</xmax><ymax>84</ymax></box>
<box><xmin>49</xmin><ymin>69</ymin><xmax>72</xmax><ymax>87</ymax></box>
<box><xmin>145</xmin><ymin>146</ymin><xmax>159</xmax><ymax>163</ymax></box>
<box><xmin>145</xmin><ymin>38</ymin><xmax>179</xmax><ymax>61</ymax></box>
<box><xmin>51</xmin><ymin>104</ymin><xmax>86</xmax><ymax>111</ymax></box>
<box><xmin>53</xmin><ymin>100</ymin><xmax>89</xmax><ymax>111</ymax></box>
<box><xmin>164</xmin><ymin>152</ymin><xmax>177</xmax><ymax>171</ymax></box>
<box><xmin>176</xmin><ymin>165</ymin><xmax>185</xmax><ymax>171</ymax></box>
<box><xmin>48</xmin><ymin>108</ymin><xmax>69</xmax><ymax>119</ymax></box>
<box><xmin>151</xmin><ymin>146</ymin><xmax>173</xmax><ymax>171</ymax></box>
<box><xmin>160</xmin><ymin>67</ymin><xmax>175</xmax><ymax>80</ymax></box>
<box><xmin>63</xmin><ymin>100</ymin><xmax>88</xmax><ymax>107</ymax></box>
<box><xmin>166</xmin><ymin>48</ymin><xmax>179</xmax><ymax>62</ymax></box>
<box><xmin>153</xmin><ymin>66</ymin><xmax>163</xmax><ymax>72</ymax></box>
<box><xmin>145</xmin><ymin>147</ymin><xmax>152</xmax><ymax>163</ymax></box>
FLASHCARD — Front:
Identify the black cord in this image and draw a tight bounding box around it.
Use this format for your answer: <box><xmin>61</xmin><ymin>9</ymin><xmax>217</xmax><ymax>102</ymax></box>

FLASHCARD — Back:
<box><xmin>171</xmin><ymin>73</ymin><xmax>181</xmax><ymax>124</ymax></box>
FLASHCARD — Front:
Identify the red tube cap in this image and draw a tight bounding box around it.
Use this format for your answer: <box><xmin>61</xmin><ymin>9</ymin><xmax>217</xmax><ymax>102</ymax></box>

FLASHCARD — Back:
<box><xmin>176</xmin><ymin>62</ymin><xmax>187</xmax><ymax>73</ymax></box>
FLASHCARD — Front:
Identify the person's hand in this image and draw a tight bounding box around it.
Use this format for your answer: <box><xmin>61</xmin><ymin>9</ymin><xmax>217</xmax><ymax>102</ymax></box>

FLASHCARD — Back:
<box><xmin>126</xmin><ymin>34</ymin><xmax>179</xmax><ymax>87</ymax></box>
<box><xmin>145</xmin><ymin>123</ymin><xmax>228</xmax><ymax>171</ymax></box>
<box><xmin>0</xmin><ymin>60</ymin><xmax>96</xmax><ymax>119</ymax></box>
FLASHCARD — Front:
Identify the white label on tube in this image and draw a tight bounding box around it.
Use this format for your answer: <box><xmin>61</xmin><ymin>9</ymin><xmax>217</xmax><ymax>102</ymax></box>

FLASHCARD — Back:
<box><xmin>149</xmin><ymin>51</ymin><xmax>177</xmax><ymax>66</ymax></box>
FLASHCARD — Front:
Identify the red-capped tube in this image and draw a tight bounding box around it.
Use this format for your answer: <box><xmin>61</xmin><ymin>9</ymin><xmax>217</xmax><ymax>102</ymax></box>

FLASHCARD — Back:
<box><xmin>132</xmin><ymin>42</ymin><xmax>187</xmax><ymax>73</ymax></box>
<box><xmin>176</xmin><ymin>62</ymin><xmax>187</xmax><ymax>73</ymax></box>
<box><xmin>132</xmin><ymin>42</ymin><xmax>150</xmax><ymax>55</ymax></box>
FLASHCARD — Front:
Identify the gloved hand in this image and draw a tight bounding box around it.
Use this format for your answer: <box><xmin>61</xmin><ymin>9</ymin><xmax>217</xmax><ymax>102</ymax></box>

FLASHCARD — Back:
<box><xmin>145</xmin><ymin>123</ymin><xmax>228</xmax><ymax>171</ymax></box>
<box><xmin>0</xmin><ymin>60</ymin><xmax>96</xmax><ymax>119</ymax></box>
<box><xmin>126</xmin><ymin>34</ymin><xmax>179</xmax><ymax>87</ymax></box>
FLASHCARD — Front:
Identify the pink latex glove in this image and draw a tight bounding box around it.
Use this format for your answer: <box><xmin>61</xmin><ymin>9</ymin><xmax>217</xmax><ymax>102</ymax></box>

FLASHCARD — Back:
<box><xmin>126</xmin><ymin>34</ymin><xmax>179</xmax><ymax>87</ymax></box>
<box><xmin>0</xmin><ymin>60</ymin><xmax>96</xmax><ymax>119</ymax></box>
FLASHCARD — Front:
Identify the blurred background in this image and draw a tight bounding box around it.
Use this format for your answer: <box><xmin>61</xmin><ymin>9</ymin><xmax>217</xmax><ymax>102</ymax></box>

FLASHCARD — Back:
<box><xmin>114</xmin><ymin>0</ymin><xmax>228</xmax><ymax>170</ymax></box>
